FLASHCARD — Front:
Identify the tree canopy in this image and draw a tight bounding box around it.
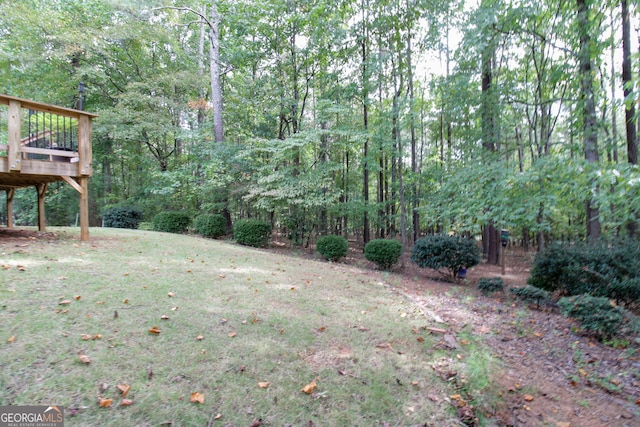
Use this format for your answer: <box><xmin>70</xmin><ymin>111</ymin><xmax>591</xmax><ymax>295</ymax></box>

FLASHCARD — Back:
<box><xmin>0</xmin><ymin>0</ymin><xmax>638</xmax><ymax>254</ymax></box>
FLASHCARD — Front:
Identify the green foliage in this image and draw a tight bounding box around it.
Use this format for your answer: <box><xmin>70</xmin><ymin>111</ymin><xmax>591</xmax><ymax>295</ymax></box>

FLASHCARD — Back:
<box><xmin>528</xmin><ymin>240</ymin><xmax>640</xmax><ymax>297</ymax></box>
<box><xmin>102</xmin><ymin>205</ymin><xmax>143</xmax><ymax>229</ymax></box>
<box><xmin>233</xmin><ymin>219</ymin><xmax>271</xmax><ymax>248</ymax></box>
<box><xmin>411</xmin><ymin>235</ymin><xmax>481</xmax><ymax>279</ymax></box>
<box><xmin>194</xmin><ymin>214</ymin><xmax>227</xmax><ymax>238</ymax></box>
<box><xmin>316</xmin><ymin>235</ymin><xmax>349</xmax><ymax>262</ymax></box>
<box><xmin>364</xmin><ymin>239</ymin><xmax>402</xmax><ymax>270</ymax></box>
<box><xmin>605</xmin><ymin>279</ymin><xmax>640</xmax><ymax>308</ymax></box>
<box><xmin>509</xmin><ymin>286</ymin><xmax>551</xmax><ymax>306</ymax></box>
<box><xmin>476</xmin><ymin>277</ymin><xmax>504</xmax><ymax>295</ymax></box>
<box><xmin>152</xmin><ymin>211</ymin><xmax>191</xmax><ymax>234</ymax></box>
<box><xmin>558</xmin><ymin>295</ymin><xmax>623</xmax><ymax>340</ymax></box>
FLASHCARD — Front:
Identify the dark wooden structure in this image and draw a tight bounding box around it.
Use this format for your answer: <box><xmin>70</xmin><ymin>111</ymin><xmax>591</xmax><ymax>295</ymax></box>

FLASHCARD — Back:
<box><xmin>0</xmin><ymin>94</ymin><xmax>97</xmax><ymax>241</ymax></box>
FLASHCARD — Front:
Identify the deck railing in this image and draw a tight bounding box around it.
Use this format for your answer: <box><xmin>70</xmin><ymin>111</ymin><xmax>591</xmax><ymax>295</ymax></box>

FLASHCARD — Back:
<box><xmin>0</xmin><ymin>94</ymin><xmax>96</xmax><ymax>177</ymax></box>
<box><xmin>0</xmin><ymin>94</ymin><xmax>97</xmax><ymax>241</ymax></box>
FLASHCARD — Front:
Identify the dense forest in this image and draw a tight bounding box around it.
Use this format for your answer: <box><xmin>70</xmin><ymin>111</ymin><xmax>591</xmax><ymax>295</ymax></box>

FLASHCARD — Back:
<box><xmin>1</xmin><ymin>0</ymin><xmax>638</xmax><ymax>261</ymax></box>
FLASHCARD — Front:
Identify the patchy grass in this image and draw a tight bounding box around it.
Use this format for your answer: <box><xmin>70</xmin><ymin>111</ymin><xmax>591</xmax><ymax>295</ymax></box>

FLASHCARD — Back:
<box><xmin>0</xmin><ymin>228</ymin><xmax>496</xmax><ymax>426</ymax></box>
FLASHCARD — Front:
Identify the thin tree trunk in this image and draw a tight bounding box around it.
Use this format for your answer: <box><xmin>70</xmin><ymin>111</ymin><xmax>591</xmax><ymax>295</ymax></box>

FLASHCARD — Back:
<box><xmin>622</xmin><ymin>0</ymin><xmax>637</xmax><ymax>236</ymax></box>
<box><xmin>577</xmin><ymin>0</ymin><xmax>601</xmax><ymax>241</ymax></box>
<box><xmin>197</xmin><ymin>4</ymin><xmax>206</xmax><ymax>126</ymax></box>
<box><xmin>361</xmin><ymin>1</ymin><xmax>370</xmax><ymax>246</ymax></box>
<box><xmin>209</xmin><ymin>2</ymin><xmax>224</xmax><ymax>143</ymax></box>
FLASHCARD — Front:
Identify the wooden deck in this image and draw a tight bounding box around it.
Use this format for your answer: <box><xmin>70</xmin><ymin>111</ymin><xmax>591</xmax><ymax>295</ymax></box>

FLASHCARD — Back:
<box><xmin>0</xmin><ymin>94</ymin><xmax>97</xmax><ymax>241</ymax></box>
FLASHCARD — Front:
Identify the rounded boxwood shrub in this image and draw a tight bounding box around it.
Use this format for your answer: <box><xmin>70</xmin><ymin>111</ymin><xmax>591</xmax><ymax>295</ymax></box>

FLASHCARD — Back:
<box><xmin>194</xmin><ymin>214</ymin><xmax>226</xmax><ymax>238</ymax></box>
<box><xmin>102</xmin><ymin>206</ymin><xmax>143</xmax><ymax>229</ymax></box>
<box><xmin>476</xmin><ymin>277</ymin><xmax>504</xmax><ymax>295</ymax></box>
<box><xmin>528</xmin><ymin>240</ymin><xmax>640</xmax><ymax>297</ymax></box>
<box><xmin>316</xmin><ymin>235</ymin><xmax>348</xmax><ymax>262</ymax></box>
<box><xmin>233</xmin><ymin>219</ymin><xmax>271</xmax><ymax>248</ymax></box>
<box><xmin>411</xmin><ymin>235</ymin><xmax>480</xmax><ymax>279</ymax></box>
<box><xmin>509</xmin><ymin>285</ymin><xmax>551</xmax><ymax>307</ymax></box>
<box><xmin>152</xmin><ymin>211</ymin><xmax>191</xmax><ymax>234</ymax></box>
<box><xmin>365</xmin><ymin>239</ymin><xmax>402</xmax><ymax>270</ymax></box>
<box><xmin>558</xmin><ymin>294</ymin><xmax>623</xmax><ymax>340</ymax></box>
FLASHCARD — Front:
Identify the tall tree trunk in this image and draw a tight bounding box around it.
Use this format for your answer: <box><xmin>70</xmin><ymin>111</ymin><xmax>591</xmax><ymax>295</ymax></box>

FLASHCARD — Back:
<box><xmin>197</xmin><ymin>4</ymin><xmax>206</xmax><ymax>126</ymax></box>
<box><xmin>577</xmin><ymin>0</ymin><xmax>601</xmax><ymax>241</ymax></box>
<box><xmin>622</xmin><ymin>0</ymin><xmax>638</xmax><ymax>236</ymax></box>
<box><xmin>481</xmin><ymin>38</ymin><xmax>499</xmax><ymax>264</ymax></box>
<box><xmin>406</xmin><ymin>6</ymin><xmax>419</xmax><ymax>243</ymax></box>
<box><xmin>209</xmin><ymin>2</ymin><xmax>224</xmax><ymax>143</ymax></box>
<box><xmin>361</xmin><ymin>2</ymin><xmax>370</xmax><ymax>246</ymax></box>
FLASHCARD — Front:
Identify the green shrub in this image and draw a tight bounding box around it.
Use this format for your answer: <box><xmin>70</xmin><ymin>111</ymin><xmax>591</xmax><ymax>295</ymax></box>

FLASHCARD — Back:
<box><xmin>558</xmin><ymin>295</ymin><xmax>623</xmax><ymax>340</ymax></box>
<box><xmin>194</xmin><ymin>214</ymin><xmax>226</xmax><ymax>238</ymax></box>
<box><xmin>411</xmin><ymin>235</ymin><xmax>480</xmax><ymax>279</ymax></box>
<box><xmin>476</xmin><ymin>277</ymin><xmax>504</xmax><ymax>295</ymax></box>
<box><xmin>509</xmin><ymin>286</ymin><xmax>551</xmax><ymax>307</ymax></box>
<box><xmin>364</xmin><ymin>239</ymin><xmax>402</xmax><ymax>270</ymax></box>
<box><xmin>316</xmin><ymin>235</ymin><xmax>348</xmax><ymax>262</ymax></box>
<box><xmin>233</xmin><ymin>219</ymin><xmax>271</xmax><ymax>248</ymax></box>
<box><xmin>604</xmin><ymin>278</ymin><xmax>640</xmax><ymax>308</ymax></box>
<box><xmin>528</xmin><ymin>240</ymin><xmax>640</xmax><ymax>297</ymax></box>
<box><xmin>102</xmin><ymin>206</ymin><xmax>143</xmax><ymax>229</ymax></box>
<box><xmin>152</xmin><ymin>211</ymin><xmax>191</xmax><ymax>234</ymax></box>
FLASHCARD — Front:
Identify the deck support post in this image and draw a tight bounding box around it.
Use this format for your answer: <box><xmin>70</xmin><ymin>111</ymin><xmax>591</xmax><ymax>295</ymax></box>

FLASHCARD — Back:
<box><xmin>36</xmin><ymin>183</ymin><xmax>48</xmax><ymax>232</ymax></box>
<box><xmin>79</xmin><ymin>177</ymin><xmax>89</xmax><ymax>241</ymax></box>
<box><xmin>6</xmin><ymin>189</ymin><xmax>14</xmax><ymax>228</ymax></box>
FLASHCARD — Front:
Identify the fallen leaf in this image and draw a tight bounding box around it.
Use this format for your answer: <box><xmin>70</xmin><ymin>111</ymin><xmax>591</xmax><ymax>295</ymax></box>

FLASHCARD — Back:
<box><xmin>161</xmin><ymin>315</ymin><xmax>170</xmax><ymax>320</ymax></box>
<box><xmin>258</xmin><ymin>382</ymin><xmax>270</xmax><ymax>389</ymax></box>
<box><xmin>228</xmin><ymin>332</ymin><xmax>237</xmax><ymax>338</ymax></box>
<box><xmin>171</xmin><ymin>306</ymin><xmax>179</xmax><ymax>311</ymax></box>
<box><xmin>214</xmin><ymin>414</ymin><xmax>222</xmax><ymax>420</ymax></box>
<box><xmin>196</xmin><ymin>335</ymin><xmax>204</xmax><ymax>341</ymax></box>
<box><xmin>74</xmin><ymin>295</ymin><xmax>81</xmax><ymax>300</ymax></box>
<box><xmin>1</xmin><ymin>264</ymin><xmax>10</xmax><ymax>269</ymax></box>
<box><xmin>189</xmin><ymin>392</ymin><xmax>204</xmax><ymax>404</ymax></box>
<box><xmin>59</xmin><ymin>309</ymin><xmax>69</xmax><ymax>314</ymax></box>
<box><xmin>416</xmin><ymin>337</ymin><xmax>424</xmax><ymax>342</ymax></box>
<box><xmin>59</xmin><ymin>300</ymin><xmax>72</xmax><ymax>305</ymax></box>
<box><xmin>7</xmin><ymin>335</ymin><xmax>15</xmax><ymax>343</ymax></box>
<box><xmin>148</xmin><ymin>326</ymin><xmax>161</xmax><ymax>335</ymax></box>
<box><xmin>92</xmin><ymin>334</ymin><xmax>102</xmax><ymax>340</ymax></box>
<box><xmin>117</xmin><ymin>384</ymin><xmax>131</xmax><ymax>397</ymax></box>
<box><xmin>79</xmin><ymin>354</ymin><xmax>91</xmax><ymax>364</ymax></box>
<box><xmin>218</xmin><ymin>274</ymin><xmax>226</xmax><ymax>278</ymax></box>
<box><xmin>556</xmin><ymin>422</ymin><xmax>570</xmax><ymax>427</ymax></box>
<box><xmin>301</xmin><ymin>381</ymin><xmax>317</xmax><ymax>394</ymax></box>
<box><xmin>96</xmin><ymin>301</ymin><xmax>105</xmax><ymax>305</ymax></box>
<box><xmin>459</xmin><ymin>339</ymin><xmax>470</xmax><ymax>345</ymax></box>
<box><xmin>17</xmin><ymin>265</ymin><xmax>26</xmax><ymax>271</ymax></box>
<box><xmin>578</xmin><ymin>368</ymin><xmax>587</xmax><ymax>377</ymax></box>
<box><xmin>167</xmin><ymin>292</ymin><xmax>175</xmax><ymax>297</ymax></box>
<box><xmin>120</xmin><ymin>399</ymin><xmax>133</xmax><ymax>407</ymax></box>
<box><xmin>98</xmin><ymin>397</ymin><xmax>113</xmax><ymax>408</ymax></box>
<box><xmin>123</xmin><ymin>299</ymin><xmax>129</xmax><ymax>304</ymax></box>
<box><xmin>524</xmin><ymin>394</ymin><xmax>535</xmax><ymax>402</ymax></box>
<box><xmin>81</xmin><ymin>334</ymin><xmax>92</xmax><ymax>340</ymax></box>
<box><xmin>317</xmin><ymin>326</ymin><xmax>326</xmax><ymax>332</ymax></box>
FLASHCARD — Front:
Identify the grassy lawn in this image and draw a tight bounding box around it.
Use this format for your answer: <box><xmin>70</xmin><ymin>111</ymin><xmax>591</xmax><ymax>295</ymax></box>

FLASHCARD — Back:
<box><xmin>0</xmin><ymin>228</ymin><xmax>486</xmax><ymax>426</ymax></box>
